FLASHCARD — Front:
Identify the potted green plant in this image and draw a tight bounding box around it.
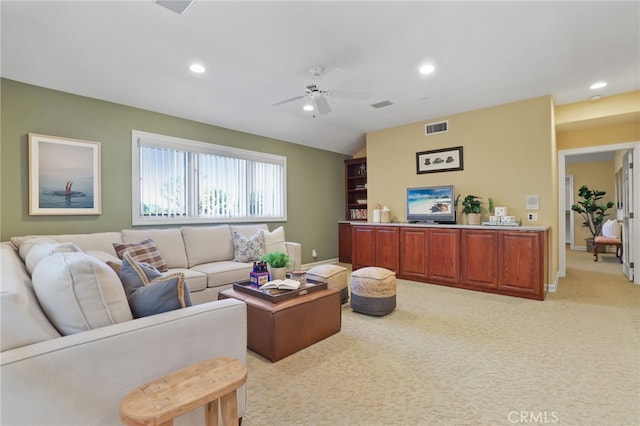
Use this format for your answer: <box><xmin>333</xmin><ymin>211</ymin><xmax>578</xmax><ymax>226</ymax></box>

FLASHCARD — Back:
<box><xmin>261</xmin><ymin>251</ymin><xmax>292</xmax><ymax>280</ymax></box>
<box><xmin>571</xmin><ymin>185</ymin><xmax>615</xmax><ymax>252</ymax></box>
<box><xmin>460</xmin><ymin>194</ymin><xmax>483</xmax><ymax>225</ymax></box>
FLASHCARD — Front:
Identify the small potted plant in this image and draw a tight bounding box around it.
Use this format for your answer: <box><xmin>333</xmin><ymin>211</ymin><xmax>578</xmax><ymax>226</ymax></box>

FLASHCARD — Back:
<box><xmin>261</xmin><ymin>251</ymin><xmax>292</xmax><ymax>280</ymax></box>
<box><xmin>571</xmin><ymin>185</ymin><xmax>615</xmax><ymax>252</ymax></box>
<box><xmin>460</xmin><ymin>194</ymin><xmax>483</xmax><ymax>225</ymax></box>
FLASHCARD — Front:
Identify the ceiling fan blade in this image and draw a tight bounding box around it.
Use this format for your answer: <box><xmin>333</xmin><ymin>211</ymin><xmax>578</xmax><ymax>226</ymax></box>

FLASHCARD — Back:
<box><xmin>271</xmin><ymin>95</ymin><xmax>306</xmax><ymax>107</ymax></box>
<box><xmin>327</xmin><ymin>89</ymin><xmax>371</xmax><ymax>101</ymax></box>
<box><xmin>314</xmin><ymin>97</ymin><xmax>331</xmax><ymax>115</ymax></box>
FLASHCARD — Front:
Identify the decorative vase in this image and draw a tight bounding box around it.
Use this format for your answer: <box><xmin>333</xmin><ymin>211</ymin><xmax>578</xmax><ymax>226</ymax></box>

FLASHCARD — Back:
<box><xmin>270</xmin><ymin>267</ymin><xmax>287</xmax><ymax>281</ymax></box>
<box><xmin>466</xmin><ymin>213</ymin><xmax>481</xmax><ymax>225</ymax></box>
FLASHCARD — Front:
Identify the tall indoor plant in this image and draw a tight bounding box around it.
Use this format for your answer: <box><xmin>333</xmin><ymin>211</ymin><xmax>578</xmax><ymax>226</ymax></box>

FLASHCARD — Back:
<box><xmin>571</xmin><ymin>185</ymin><xmax>615</xmax><ymax>251</ymax></box>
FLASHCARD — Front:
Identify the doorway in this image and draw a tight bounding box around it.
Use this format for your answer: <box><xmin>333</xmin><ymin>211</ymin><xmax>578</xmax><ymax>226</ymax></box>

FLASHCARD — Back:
<box><xmin>558</xmin><ymin>142</ymin><xmax>639</xmax><ymax>285</ymax></box>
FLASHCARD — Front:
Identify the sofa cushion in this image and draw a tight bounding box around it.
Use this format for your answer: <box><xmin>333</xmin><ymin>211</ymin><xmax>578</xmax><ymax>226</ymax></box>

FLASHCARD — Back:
<box><xmin>191</xmin><ymin>261</ymin><xmax>254</xmax><ymax>288</ymax></box>
<box><xmin>119</xmin><ymin>252</ymin><xmax>193</xmax><ymax>318</ymax></box>
<box><xmin>262</xmin><ymin>226</ymin><xmax>287</xmax><ymax>254</ymax></box>
<box><xmin>181</xmin><ymin>225</ymin><xmax>234</xmax><ymax>267</ymax></box>
<box><xmin>113</xmin><ymin>238</ymin><xmax>168</xmax><ymax>272</ymax></box>
<box><xmin>1</xmin><ymin>243</ymin><xmax>61</xmax><ymax>351</ymax></box>
<box><xmin>167</xmin><ymin>268</ymin><xmax>208</xmax><ymax>292</ymax></box>
<box><xmin>31</xmin><ymin>252</ymin><xmax>133</xmax><ymax>335</ymax></box>
<box><xmin>49</xmin><ymin>232</ymin><xmax>124</xmax><ymax>256</ymax></box>
<box><xmin>230</xmin><ymin>224</ymin><xmax>269</xmax><ymax>238</ymax></box>
<box><xmin>121</xmin><ymin>228</ymin><xmax>188</xmax><ymax>269</ymax></box>
<box><xmin>12</xmin><ymin>236</ymin><xmax>59</xmax><ymax>263</ymax></box>
<box><xmin>232</xmin><ymin>231</ymin><xmax>264</xmax><ymax>262</ymax></box>
<box><xmin>25</xmin><ymin>242</ymin><xmax>83</xmax><ymax>275</ymax></box>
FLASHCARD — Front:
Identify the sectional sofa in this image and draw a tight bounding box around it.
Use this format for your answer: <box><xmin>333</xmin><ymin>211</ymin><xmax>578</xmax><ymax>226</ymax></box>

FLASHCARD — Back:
<box><xmin>0</xmin><ymin>223</ymin><xmax>301</xmax><ymax>425</ymax></box>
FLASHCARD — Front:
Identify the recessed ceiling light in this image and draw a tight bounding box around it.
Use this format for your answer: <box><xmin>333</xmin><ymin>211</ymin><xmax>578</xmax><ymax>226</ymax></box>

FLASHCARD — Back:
<box><xmin>590</xmin><ymin>81</ymin><xmax>607</xmax><ymax>90</ymax></box>
<box><xmin>303</xmin><ymin>104</ymin><xmax>314</xmax><ymax>111</ymax></box>
<box><xmin>419</xmin><ymin>64</ymin><xmax>435</xmax><ymax>75</ymax></box>
<box><xmin>189</xmin><ymin>63</ymin><xmax>206</xmax><ymax>73</ymax></box>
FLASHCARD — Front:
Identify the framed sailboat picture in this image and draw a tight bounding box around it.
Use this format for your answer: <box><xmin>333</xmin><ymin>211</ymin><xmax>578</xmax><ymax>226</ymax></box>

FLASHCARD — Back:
<box><xmin>29</xmin><ymin>133</ymin><xmax>101</xmax><ymax>215</ymax></box>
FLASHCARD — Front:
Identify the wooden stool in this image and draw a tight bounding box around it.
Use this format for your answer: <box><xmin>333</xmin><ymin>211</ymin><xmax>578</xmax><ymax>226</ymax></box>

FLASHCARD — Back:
<box><xmin>120</xmin><ymin>357</ymin><xmax>247</xmax><ymax>426</ymax></box>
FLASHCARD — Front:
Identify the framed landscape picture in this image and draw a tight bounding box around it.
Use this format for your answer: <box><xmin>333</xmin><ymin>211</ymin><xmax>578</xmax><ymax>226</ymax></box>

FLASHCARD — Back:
<box><xmin>29</xmin><ymin>133</ymin><xmax>101</xmax><ymax>215</ymax></box>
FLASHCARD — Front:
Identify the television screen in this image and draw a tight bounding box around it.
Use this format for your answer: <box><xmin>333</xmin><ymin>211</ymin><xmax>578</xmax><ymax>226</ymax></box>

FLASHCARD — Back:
<box><xmin>406</xmin><ymin>185</ymin><xmax>456</xmax><ymax>224</ymax></box>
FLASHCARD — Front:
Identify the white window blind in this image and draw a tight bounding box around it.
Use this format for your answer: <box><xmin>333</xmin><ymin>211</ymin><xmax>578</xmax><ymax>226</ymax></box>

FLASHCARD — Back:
<box><xmin>132</xmin><ymin>130</ymin><xmax>286</xmax><ymax>225</ymax></box>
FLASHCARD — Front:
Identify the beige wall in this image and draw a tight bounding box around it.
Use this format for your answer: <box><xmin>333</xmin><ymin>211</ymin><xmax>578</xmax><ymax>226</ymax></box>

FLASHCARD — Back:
<box><xmin>366</xmin><ymin>96</ymin><xmax>556</xmax><ymax>284</ymax></box>
<box><xmin>556</xmin><ymin>91</ymin><xmax>640</xmax><ymax>150</ymax></box>
<box><xmin>566</xmin><ymin>160</ymin><xmax>617</xmax><ymax>247</ymax></box>
<box><xmin>0</xmin><ymin>79</ymin><xmax>348</xmax><ymax>263</ymax></box>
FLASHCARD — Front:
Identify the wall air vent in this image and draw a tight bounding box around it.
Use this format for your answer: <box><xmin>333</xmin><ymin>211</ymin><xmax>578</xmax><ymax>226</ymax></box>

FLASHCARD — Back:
<box><xmin>370</xmin><ymin>100</ymin><xmax>394</xmax><ymax>109</ymax></box>
<box><xmin>155</xmin><ymin>0</ymin><xmax>194</xmax><ymax>15</ymax></box>
<box><xmin>425</xmin><ymin>120</ymin><xmax>448</xmax><ymax>135</ymax></box>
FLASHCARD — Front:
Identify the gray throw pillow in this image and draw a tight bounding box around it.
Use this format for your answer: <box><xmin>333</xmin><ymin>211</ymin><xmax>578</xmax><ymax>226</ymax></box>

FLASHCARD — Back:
<box><xmin>119</xmin><ymin>251</ymin><xmax>192</xmax><ymax>318</ymax></box>
<box><xmin>232</xmin><ymin>230</ymin><xmax>264</xmax><ymax>262</ymax></box>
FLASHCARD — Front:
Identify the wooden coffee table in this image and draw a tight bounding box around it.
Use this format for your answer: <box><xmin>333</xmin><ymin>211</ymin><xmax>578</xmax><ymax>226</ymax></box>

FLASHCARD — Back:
<box><xmin>218</xmin><ymin>286</ymin><xmax>341</xmax><ymax>362</ymax></box>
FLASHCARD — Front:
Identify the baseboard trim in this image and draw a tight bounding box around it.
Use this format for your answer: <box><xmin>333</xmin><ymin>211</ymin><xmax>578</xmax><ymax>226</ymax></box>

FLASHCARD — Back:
<box><xmin>302</xmin><ymin>258</ymin><xmax>339</xmax><ymax>269</ymax></box>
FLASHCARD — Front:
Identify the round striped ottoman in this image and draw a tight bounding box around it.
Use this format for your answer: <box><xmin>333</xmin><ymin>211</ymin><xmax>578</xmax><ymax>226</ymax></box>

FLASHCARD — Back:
<box><xmin>350</xmin><ymin>267</ymin><xmax>396</xmax><ymax>316</ymax></box>
<box><xmin>306</xmin><ymin>264</ymin><xmax>349</xmax><ymax>304</ymax></box>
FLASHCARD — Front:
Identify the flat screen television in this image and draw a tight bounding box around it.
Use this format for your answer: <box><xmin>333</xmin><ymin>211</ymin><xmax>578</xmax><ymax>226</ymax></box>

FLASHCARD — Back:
<box><xmin>406</xmin><ymin>185</ymin><xmax>456</xmax><ymax>224</ymax></box>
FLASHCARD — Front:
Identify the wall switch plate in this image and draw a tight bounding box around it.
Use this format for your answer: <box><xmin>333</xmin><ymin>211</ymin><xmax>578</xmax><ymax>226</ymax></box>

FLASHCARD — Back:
<box><xmin>527</xmin><ymin>213</ymin><xmax>538</xmax><ymax>221</ymax></box>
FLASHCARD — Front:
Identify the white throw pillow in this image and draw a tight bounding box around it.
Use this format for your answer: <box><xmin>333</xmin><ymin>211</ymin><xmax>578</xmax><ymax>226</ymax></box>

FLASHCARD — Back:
<box><xmin>262</xmin><ymin>226</ymin><xmax>287</xmax><ymax>254</ymax></box>
<box><xmin>32</xmin><ymin>252</ymin><xmax>133</xmax><ymax>335</ymax></box>
<box><xmin>25</xmin><ymin>242</ymin><xmax>83</xmax><ymax>275</ymax></box>
<box><xmin>13</xmin><ymin>236</ymin><xmax>58</xmax><ymax>263</ymax></box>
<box><xmin>602</xmin><ymin>219</ymin><xmax>622</xmax><ymax>238</ymax></box>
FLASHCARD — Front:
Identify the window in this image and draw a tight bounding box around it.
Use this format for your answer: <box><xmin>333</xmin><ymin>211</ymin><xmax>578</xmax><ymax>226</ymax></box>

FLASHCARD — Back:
<box><xmin>132</xmin><ymin>130</ymin><xmax>286</xmax><ymax>225</ymax></box>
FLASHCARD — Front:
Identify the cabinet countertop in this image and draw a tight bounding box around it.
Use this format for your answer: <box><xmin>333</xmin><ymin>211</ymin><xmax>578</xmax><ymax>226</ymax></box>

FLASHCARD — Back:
<box><xmin>340</xmin><ymin>221</ymin><xmax>549</xmax><ymax>232</ymax></box>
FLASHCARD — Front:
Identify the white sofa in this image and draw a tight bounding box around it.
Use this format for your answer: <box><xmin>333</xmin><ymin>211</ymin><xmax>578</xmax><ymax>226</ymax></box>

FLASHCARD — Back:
<box><xmin>0</xmin><ymin>224</ymin><xmax>300</xmax><ymax>425</ymax></box>
<box><xmin>12</xmin><ymin>223</ymin><xmax>301</xmax><ymax>305</ymax></box>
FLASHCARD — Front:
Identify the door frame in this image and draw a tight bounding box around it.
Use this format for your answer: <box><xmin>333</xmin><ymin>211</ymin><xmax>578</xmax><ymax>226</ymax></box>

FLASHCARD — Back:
<box><xmin>557</xmin><ymin>141</ymin><xmax>639</xmax><ymax>285</ymax></box>
<box><xmin>565</xmin><ymin>174</ymin><xmax>575</xmax><ymax>249</ymax></box>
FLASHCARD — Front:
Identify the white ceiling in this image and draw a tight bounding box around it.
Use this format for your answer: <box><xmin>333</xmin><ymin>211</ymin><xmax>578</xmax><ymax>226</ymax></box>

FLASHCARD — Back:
<box><xmin>2</xmin><ymin>1</ymin><xmax>639</xmax><ymax>155</ymax></box>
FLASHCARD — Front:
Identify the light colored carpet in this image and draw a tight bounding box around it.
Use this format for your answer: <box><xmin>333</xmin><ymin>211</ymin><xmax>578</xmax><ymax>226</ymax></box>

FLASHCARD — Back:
<box><xmin>242</xmin><ymin>250</ymin><xmax>639</xmax><ymax>426</ymax></box>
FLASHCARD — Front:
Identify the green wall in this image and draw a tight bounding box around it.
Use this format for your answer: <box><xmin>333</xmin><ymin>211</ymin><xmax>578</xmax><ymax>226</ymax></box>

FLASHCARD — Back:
<box><xmin>1</xmin><ymin>79</ymin><xmax>348</xmax><ymax>263</ymax></box>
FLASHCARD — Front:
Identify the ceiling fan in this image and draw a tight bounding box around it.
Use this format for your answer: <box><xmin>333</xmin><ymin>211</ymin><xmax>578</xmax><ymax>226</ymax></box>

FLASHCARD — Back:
<box><xmin>271</xmin><ymin>66</ymin><xmax>371</xmax><ymax>115</ymax></box>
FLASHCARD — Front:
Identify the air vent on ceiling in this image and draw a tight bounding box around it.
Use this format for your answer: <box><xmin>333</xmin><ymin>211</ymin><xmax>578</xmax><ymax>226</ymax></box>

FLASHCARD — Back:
<box><xmin>155</xmin><ymin>0</ymin><xmax>194</xmax><ymax>15</ymax></box>
<box><xmin>425</xmin><ymin>120</ymin><xmax>448</xmax><ymax>135</ymax></box>
<box><xmin>370</xmin><ymin>100</ymin><xmax>394</xmax><ymax>109</ymax></box>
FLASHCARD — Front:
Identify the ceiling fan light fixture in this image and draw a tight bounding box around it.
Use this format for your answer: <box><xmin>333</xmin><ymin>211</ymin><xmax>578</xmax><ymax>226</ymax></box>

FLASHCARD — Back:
<box><xmin>303</xmin><ymin>104</ymin><xmax>314</xmax><ymax>111</ymax></box>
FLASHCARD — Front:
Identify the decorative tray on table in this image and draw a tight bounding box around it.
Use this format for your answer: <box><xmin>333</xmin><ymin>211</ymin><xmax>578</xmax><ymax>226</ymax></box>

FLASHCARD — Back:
<box><xmin>232</xmin><ymin>279</ymin><xmax>327</xmax><ymax>303</ymax></box>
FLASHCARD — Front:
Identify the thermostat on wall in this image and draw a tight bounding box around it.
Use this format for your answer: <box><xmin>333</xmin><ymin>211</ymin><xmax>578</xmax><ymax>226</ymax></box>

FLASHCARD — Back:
<box><xmin>526</xmin><ymin>195</ymin><xmax>539</xmax><ymax>210</ymax></box>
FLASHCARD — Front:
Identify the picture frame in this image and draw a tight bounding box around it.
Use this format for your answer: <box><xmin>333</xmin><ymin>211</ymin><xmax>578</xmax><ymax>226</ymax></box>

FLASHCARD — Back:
<box><xmin>416</xmin><ymin>146</ymin><xmax>464</xmax><ymax>174</ymax></box>
<box><xmin>29</xmin><ymin>133</ymin><xmax>101</xmax><ymax>215</ymax></box>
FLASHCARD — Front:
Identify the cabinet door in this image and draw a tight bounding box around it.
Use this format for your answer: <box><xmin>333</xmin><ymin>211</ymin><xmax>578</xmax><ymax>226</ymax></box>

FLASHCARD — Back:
<box><xmin>428</xmin><ymin>228</ymin><xmax>460</xmax><ymax>285</ymax></box>
<box><xmin>461</xmin><ymin>230</ymin><xmax>498</xmax><ymax>289</ymax></box>
<box><xmin>352</xmin><ymin>226</ymin><xmax>376</xmax><ymax>270</ymax></box>
<box><xmin>375</xmin><ymin>227</ymin><xmax>399</xmax><ymax>272</ymax></box>
<box><xmin>499</xmin><ymin>231</ymin><xmax>543</xmax><ymax>298</ymax></box>
<box><xmin>338</xmin><ymin>222</ymin><xmax>352</xmax><ymax>263</ymax></box>
<box><xmin>399</xmin><ymin>228</ymin><xmax>428</xmax><ymax>280</ymax></box>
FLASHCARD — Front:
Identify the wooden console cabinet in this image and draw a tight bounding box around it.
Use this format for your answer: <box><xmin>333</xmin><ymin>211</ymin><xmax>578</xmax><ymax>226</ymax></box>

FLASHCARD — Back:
<box><xmin>338</xmin><ymin>222</ymin><xmax>352</xmax><ymax>263</ymax></box>
<box><xmin>351</xmin><ymin>223</ymin><xmax>548</xmax><ymax>301</ymax></box>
